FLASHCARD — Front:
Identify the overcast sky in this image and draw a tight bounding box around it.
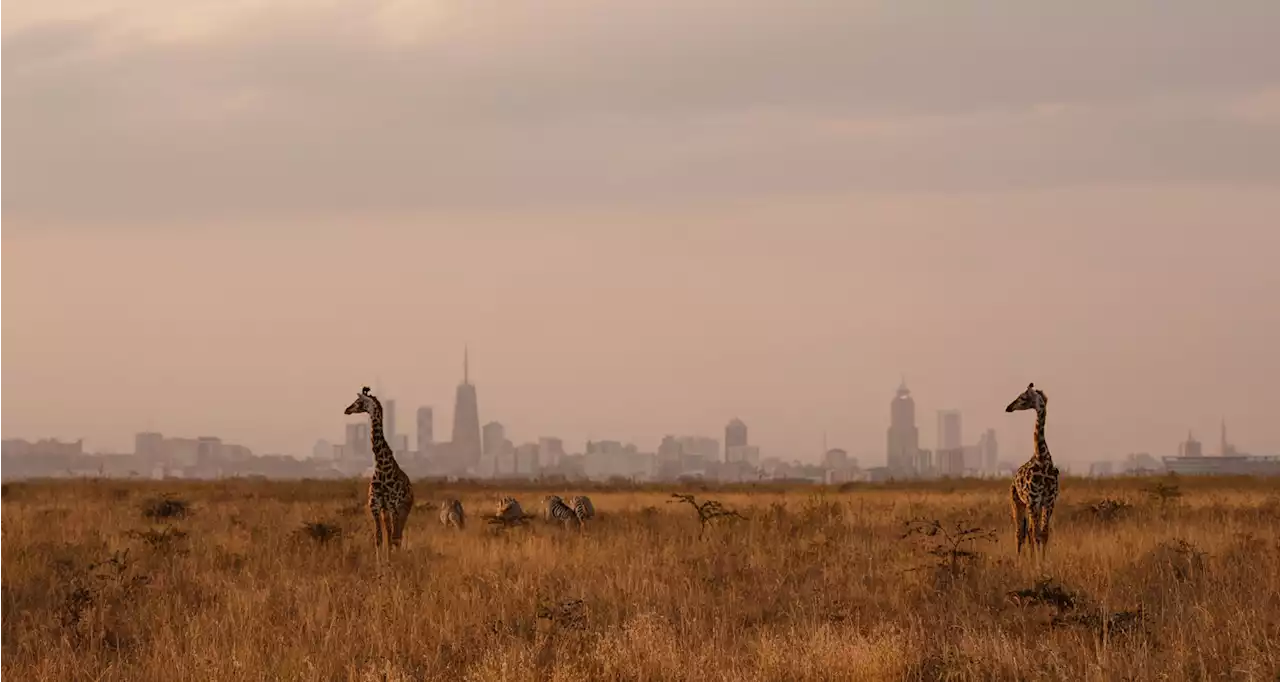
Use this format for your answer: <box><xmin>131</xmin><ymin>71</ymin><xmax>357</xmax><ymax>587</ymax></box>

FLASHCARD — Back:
<box><xmin>4</xmin><ymin>0</ymin><xmax>1279</xmax><ymax>465</ymax></box>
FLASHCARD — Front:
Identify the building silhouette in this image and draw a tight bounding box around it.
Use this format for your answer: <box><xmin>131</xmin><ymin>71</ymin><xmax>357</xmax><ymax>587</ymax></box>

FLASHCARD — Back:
<box><xmin>416</xmin><ymin>406</ymin><xmax>434</xmax><ymax>453</ymax></box>
<box><xmin>483</xmin><ymin>421</ymin><xmax>506</xmax><ymax>457</ymax></box>
<box><xmin>538</xmin><ymin>437</ymin><xmax>566</xmax><ymax>469</ymax></box>
<box><xmin>450</xmin><ymin>347</ymin><xmax>482</xmax><ymax>469</ymax></box>
<box><xmin>886</xmin><ymin>378</ymin><xmax>921</xmax><ymax>476</ymax></box>
<box><xmin>345</xmin><ymin>422</ymin><xmax>370</xmax><ymax>456</ymax></box>
<box><xmin>724</xmin><ymin>418</ymin><xmax>748</xmax><ymax>462</ymax></box>
<box><xmin>937</xmin><ymin>409</ymin><xmax>962</xmax><ymax>452</ymax></box>
<box><xmin>1179</xmin><ymin>431</ymin><xmax>1203</xmax><ymax>458</ymax></box>
<box><xmin>978</xmin><ymin>428</ymin><xmax>999</xmax><ymax>474</ymax></box>
<box><xmin>383</xmin><ymin>399</ymin><xmax>398</xmax><ymax>450</ymax></box>
<box><xmin>1220</xmin><ymin>419</ymin><xmax>1237</xmax><ymax>457</ymax></box>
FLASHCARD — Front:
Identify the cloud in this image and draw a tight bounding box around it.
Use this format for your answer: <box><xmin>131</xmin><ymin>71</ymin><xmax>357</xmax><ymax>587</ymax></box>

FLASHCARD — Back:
<box><xmin>3</xmin><ymin>0</ymin><xmax>1279</xmax><ymax>227</ymax></box>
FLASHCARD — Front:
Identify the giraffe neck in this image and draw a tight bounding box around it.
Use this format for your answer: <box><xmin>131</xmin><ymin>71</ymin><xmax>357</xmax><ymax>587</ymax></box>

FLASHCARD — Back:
<box><xmin>366</xmin><ymin>399</ymin><xmax>398</xmax><ymax>467</ymax></box>
<box><xmin>1032</xmin><ymin>403</ymin><xmax>1052</xmax><ymax>464</ymax></box>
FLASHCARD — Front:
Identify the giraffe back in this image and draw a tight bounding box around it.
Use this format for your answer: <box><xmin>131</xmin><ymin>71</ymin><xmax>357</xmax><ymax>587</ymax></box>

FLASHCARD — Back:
<box><xmin>1014</xmin><ymin>459</ymin><xmax>1059</xmax><ymax>509</ymax></box>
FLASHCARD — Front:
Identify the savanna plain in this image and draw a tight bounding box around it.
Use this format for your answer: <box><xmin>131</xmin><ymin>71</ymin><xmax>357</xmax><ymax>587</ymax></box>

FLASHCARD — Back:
<box><xmin>3</xmin><ymin>476</ymin><xmax>1278</xmax><ymax>681</ymax></box>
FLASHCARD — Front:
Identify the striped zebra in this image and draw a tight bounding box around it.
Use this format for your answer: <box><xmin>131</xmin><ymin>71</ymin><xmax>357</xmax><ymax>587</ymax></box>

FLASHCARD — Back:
<box><xmin>568</xmin><ymin>495</ymin><xmax>595</xmax><ymax>521</ymax></box>
<box><xmin>542</xmin><ymin>495</ymin><xmax>583</xmax><ymax>530</ymax></box>
<box><xmin>539</xmin><ymin>495</ymin><xmax>558</xmax><ymax>522</ymax></box>
<box><xmin>496</xmin><ymin>496</ymin><xmax>526</xmax><ymax>524</ymax></box>
<box><xmin>438</xmin><ymin>499</ymin><xmax>465</xmax><ymax>529</ymax></box>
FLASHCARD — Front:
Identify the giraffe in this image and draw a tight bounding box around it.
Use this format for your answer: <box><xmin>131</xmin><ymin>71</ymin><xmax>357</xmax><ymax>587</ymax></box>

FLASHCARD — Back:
<box><xmin>1005</xmin><ymin>382</ymin><xmax>1060</xmax><ymax>559</ymax></box>
<box><xmin>344</xmin><ymin>386</ymin><xmax>415</xmax><ymax>556</ymax></box>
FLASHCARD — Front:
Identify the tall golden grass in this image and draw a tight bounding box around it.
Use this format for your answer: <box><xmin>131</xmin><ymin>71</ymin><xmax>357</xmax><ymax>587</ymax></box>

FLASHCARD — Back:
<box><xmin>3</xmin><ymin>476</ymin><xmax>1278</xmax><ymax>681</ymax></box>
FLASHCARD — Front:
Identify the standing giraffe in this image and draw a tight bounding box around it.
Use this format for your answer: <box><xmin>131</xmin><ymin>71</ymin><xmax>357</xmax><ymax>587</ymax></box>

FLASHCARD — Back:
<box><xmin>344</xmin><ymin>386</ymin><xmax>415</xmax><ymax>556</ymax></box>
<box><xmin>1005</xmin><ymin>382</ymin><xmax>1060</xmax><ymax>558</ymax></box>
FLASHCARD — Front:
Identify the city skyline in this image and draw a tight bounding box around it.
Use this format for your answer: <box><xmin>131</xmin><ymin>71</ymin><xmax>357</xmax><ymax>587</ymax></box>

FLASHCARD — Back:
<box><xmin>4</xmin><ymin>2</ymin><xmax>1279</xmax><ymax>463</ymax></box>
<box><xmin>2</xmin><ymin>358</ymin><xmax>1269</xmax><ymax>467</ymax></box>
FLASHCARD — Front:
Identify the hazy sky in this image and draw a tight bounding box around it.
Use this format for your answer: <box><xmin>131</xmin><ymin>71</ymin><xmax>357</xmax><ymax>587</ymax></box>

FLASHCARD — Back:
<box><xmin>4</xmin><ymin>1</ymin><xmax>1279</xmax><ymax>466</ymax></box>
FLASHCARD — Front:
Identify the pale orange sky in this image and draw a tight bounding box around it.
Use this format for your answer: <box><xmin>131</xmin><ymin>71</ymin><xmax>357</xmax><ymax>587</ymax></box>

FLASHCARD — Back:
<box><xmin>4</xmin><ymin>1</ymin><xmax>1280</xmax><ymax>465</ymax></box>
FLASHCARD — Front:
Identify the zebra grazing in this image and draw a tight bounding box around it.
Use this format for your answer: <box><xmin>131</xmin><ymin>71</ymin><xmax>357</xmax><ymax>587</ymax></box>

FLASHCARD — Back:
<box><xmin>495</xmin><ymin>496</ymin><xmax>526</xmax><ymax>525</ymax></box>
<box><xmin>568</xmin><ymin>495</ymin><xmax>595</xmax><ymax>521</ymax></box>
<box><xmin>543</xmin><ymin>495</ymin><xmax>583</xmax><ymax>530</ymax></box>
<box><xmin>439</xmin><ymin>499</ymin><xmax>465</xmax><ymax>529</ymax></box>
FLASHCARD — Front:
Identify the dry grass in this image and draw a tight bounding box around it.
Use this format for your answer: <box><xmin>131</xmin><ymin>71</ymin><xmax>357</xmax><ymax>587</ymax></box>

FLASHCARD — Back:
<box><xmin>3</xmin><ymin>475</ymin><xmax>1279</xmax><ymax>681</ymax></box>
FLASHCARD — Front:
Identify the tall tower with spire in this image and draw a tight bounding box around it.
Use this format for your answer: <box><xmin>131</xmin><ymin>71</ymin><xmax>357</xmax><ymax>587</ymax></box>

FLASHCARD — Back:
<box><xmin>886</xmin><ymin>377</ymin><xmax>921</xmax><ymax>476</ymax></box>
<box><xmin>450</xmin><ymin>346</ymin><xmax>483</xmax><ymax>471</ymax></box>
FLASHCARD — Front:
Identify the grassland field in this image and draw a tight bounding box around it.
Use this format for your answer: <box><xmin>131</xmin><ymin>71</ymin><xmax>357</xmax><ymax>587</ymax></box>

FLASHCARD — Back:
<box><xmin>2</xmin><ymin>475</ymin><xmax>1279</xmax><ymax>681</ymax></box>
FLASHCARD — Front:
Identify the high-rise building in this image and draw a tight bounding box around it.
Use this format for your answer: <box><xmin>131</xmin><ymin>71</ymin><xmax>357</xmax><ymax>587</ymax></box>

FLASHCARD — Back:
<box><xmin>937</xmin><ymin>410</ymin><xmax>962</xmax><ymax>453</ymax></box>
<box><xmin>346</xmin><ymin>422</ymin><xmax>370</xmax><ymax>457</ymax></box>
<box><xmin>514</xmin><ymin>442</ymin><xmax>540</xmax><ymax>476</ymax></box>
<box><xmin>657</xmin><ymin>435</ymin><xmax>681</xmax><ymax>462</ymax></box>
<box><xmin>384</xmin><ymin>399</ymin><xmax>397</xmax><ymax>448</ymax></box>
<box><xmin>483</xmin><ymin>421</ymin><xmax>506</xmax><ymax>456</ymax></box>
<box><xmin>724</xmin><ymin>418</ymin><xmax>748</xmax><ymax>462</ymax></box>
<box><xmin>677</xmin><ymin>436</ymin><xmax>719</xmax><ymax>461</ymax></box>
<box><xmin>726</xmin><ymin>445</ymin><xmax>760</xmax><ymax>466</ymax></box>
<box><xmin>416</xmin><ymin>406</ymin><xmax>434</xmax><ymax>453</ymax></box>
<box><xmin>1220</xmin><ymin>418</ymin><xmax>1238</xmax><ymax>457</ymax></box>
<box><xmin>539</xmin><ymin>437</ymin><xmax>566</xmax><ymax>468</ymax></box>
<box><xmin>135</xmin><ymin>432</ymin><xmax>164</xmax><ymax>460</ymax></box>
<box><xmin>450</xmin><ymin>347</ymin><xmax>483</xmax><ymax>468</ymax></box>
<box><xmin>391</xmin><ymin>434</ymin><xmax>409</xmax><ymax>453</ymax></box>
<box><xmin>1179</xmin><ymin>431</ymin><xmax>1202</xmax><ymax>458</ymax></box>
<box><xmin>823</xmin><ymin>448</ymin><xmax>850</xmax><ymax>469</ymax></box>
<box><xmin>312</xmin><ymin>439</ymin><xmax>335</xmax><ymax>460</ymax></box>
<box><xmin>886</xmin><ymin>379</ymin><xmax>920</xmax><ymax>476</ymax></box>
<box><xmin>978</xmin><ymin>428</ymin><xmax>998</xmax><ymax>473</ymax></box>
<box><xmin>937</xmin><ymin>447</ymin><xmax>966</xmax><ymax>476</ymax></box>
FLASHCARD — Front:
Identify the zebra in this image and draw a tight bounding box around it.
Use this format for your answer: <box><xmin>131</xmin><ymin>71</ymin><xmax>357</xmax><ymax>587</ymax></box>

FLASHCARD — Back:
<box><xmin>539</xmin><ymin>495</ymin><xmax>559</xmax><ymax>522</ymax></box>
<box><xmin>438</xmin><ymin>499</ymin><xmax>465</xmax><ymax>529</ymax></box>
<box><xmin>568</xmin><ymin>495</ymin><xmax>595</xmax><ymax>521</ymax></box>
<box><xmin>542</xmin><ymin>495</ymin><xmax>583</xmax><ymax>530</ymax></box>
<box><xmin>495</xmin><ymin>496</ymin><xmax>526</xmax><ymax>525</ymax></box>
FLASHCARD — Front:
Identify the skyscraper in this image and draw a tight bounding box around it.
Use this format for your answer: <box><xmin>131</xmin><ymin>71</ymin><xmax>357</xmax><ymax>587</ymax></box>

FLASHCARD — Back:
<box><xmin>937</xmin><ymin>410</ymin><xmax>962</xmax><ymax>452</ymax></box>
<box><xmin>345</xmin><ymin>422</ymin><xmax>370</xmax><ymax>456</ymax></box>
<box><xmin>384</xmin><ymin>399</ymin><xmax>397</xmax><ymax>449</ymax></box>
<box><xmin>886</xmin><ymin>378</ymin><xmax>920</xmax><ymax>476</ymax></box>
<box><xmin>416</xmin><ymin>406</ymin><xmax>434</xmax><ymax>453</ymax></box>
<box><xmin>1220</xmin><ymin>418</ymin><xmax>1237</xmax><ymax>457</ymax></box>
<box><xmin>450</xmin><ymin>346</ymin><xmax>482</xmax><ymax>468</ymax></box>
<box><xmin>538</xmin><ymin>437</ymin><xmax>566</xmax><ymax>468</ymax></box>
<box><xmin>482</xmin><ymin>421</ymin><xmax>506</xmax><ymax>456</ymax></box>
<box><xmin>724</xmin><ymin>418</ymin><xmax>748</xmax><ymax>462</ymax></box>
<box><xmin>979</xmin><ymin>428</ymin><xmax>998</xmax><ymax>474</ymax></box>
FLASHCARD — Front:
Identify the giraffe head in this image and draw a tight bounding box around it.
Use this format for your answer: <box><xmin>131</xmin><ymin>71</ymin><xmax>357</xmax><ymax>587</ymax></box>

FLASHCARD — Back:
<box><xmin>344</xmin><ymin>386</ymin><xmax>379</xmax><ymax>415</ymax></box>
<box><xmin>1005</xmin><ymin>383</ymin><xmax>1046</xmax><ymax>413</ymax></box>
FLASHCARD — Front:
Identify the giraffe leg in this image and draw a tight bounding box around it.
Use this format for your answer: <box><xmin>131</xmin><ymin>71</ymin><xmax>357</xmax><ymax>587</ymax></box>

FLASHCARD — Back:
<box><xmin>370</xmin><ymin>505</ymin><xmax>384</xmax><ymax>550</ymax></box>
<box><xmin>1038</xmin><ymin>504</ymin><xmax>1055</xmax><ymax>559</ymax></box>
<box><xmin>381</xmin><ymin>509</ymin><xmax>395</xmax><ymax>552</ymax></box>
<box><xmin>1010</xmin><ymin>486</ymin><xmax>1029</xmax><ymax>556</ymax></box>
<box><xmin>389</xmin><ymin>505</ymin><xmax>410</xmax><ymax>549</ymax></box>
<box><xmin>1028</xmin><ymin>504</ymin><xmax>1045</xmax><ymax>559</ymax></box>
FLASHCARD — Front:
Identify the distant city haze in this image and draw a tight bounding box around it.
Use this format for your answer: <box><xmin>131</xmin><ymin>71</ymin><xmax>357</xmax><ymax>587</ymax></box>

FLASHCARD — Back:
<box><xmin>4</xmin><ymin>1</ymin><xmax>1279</xmax><ymax>464</ymax></box>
